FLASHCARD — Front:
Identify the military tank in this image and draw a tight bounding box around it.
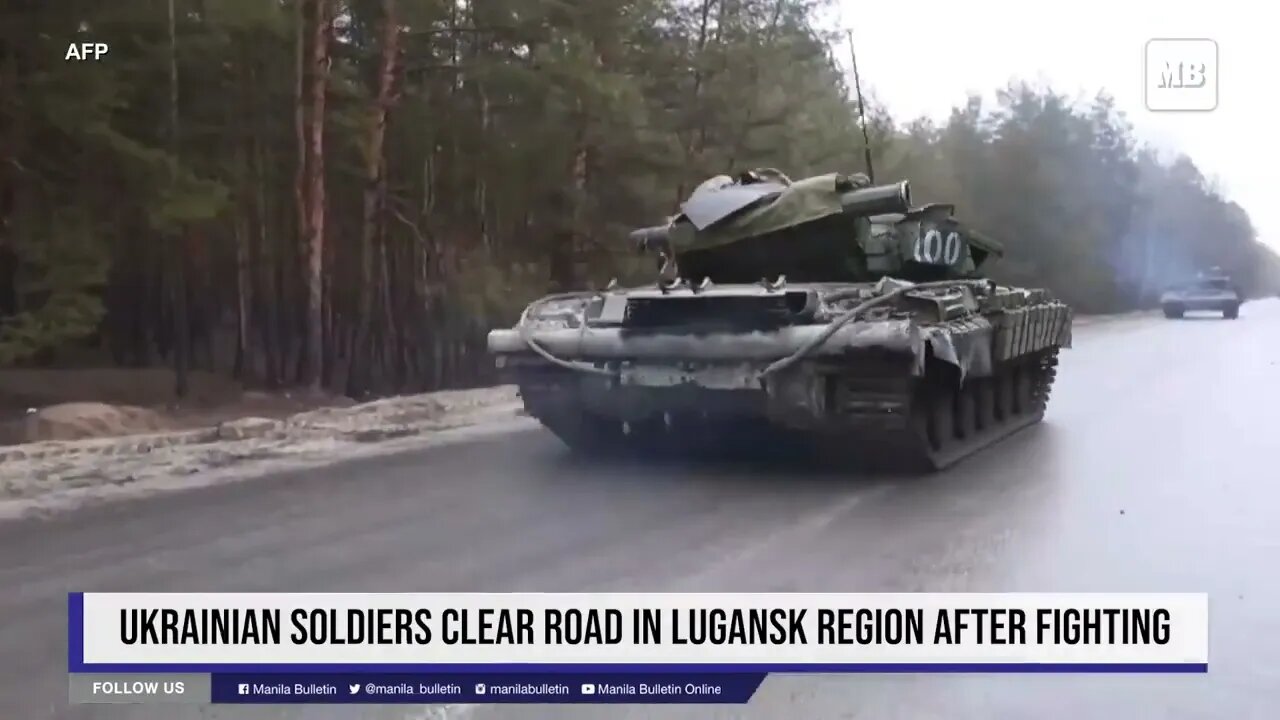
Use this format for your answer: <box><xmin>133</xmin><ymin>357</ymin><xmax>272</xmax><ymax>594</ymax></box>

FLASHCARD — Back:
<box><xmin>1160</xmin><ymin>269</ymin><xmax>1241</xmax><ymax>319</ymax></box>
<box><xmin>487</xmin><ymin>169</ymin><xmax>1073</xmax><ymax>471</ymax></box>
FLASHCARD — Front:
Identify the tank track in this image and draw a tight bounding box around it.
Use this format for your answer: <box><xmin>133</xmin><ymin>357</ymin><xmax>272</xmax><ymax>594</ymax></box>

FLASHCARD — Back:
<box><xmin>518</xmin><ymin>346</ymin><xmax>1060</xmax><ymax>472</ymax></box>
<box><xmin>824</xmin><ymin>347</ymin><xmax>1059</xmax><ymax>472</ymax></box>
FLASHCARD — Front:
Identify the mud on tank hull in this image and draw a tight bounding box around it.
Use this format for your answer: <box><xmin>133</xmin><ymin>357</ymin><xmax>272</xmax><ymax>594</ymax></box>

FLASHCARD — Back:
<box><xmin>488</xmin><ymin>282</ymin><xmax>1072</xmax><ymax>472</ymax></box>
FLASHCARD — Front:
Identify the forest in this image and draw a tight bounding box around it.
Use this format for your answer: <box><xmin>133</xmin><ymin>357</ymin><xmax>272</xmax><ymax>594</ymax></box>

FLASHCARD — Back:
<box><xmin>4</xmin><ymin>0</ymin><xmax>1279</xmax><ymax>399</ymax></box>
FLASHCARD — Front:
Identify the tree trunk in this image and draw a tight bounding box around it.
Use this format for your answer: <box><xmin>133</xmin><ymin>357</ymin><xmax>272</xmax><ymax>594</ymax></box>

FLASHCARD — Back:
<box><xmin>253</xmin><ymin>127</ymin><xmax>281</xmax><ymax>387</ymax></box>
<box><xmin>301</xmin><ymin>0</ymin><xmax>332</xmax><ymax>391</ymax></box>
<box><xmin>167</xmin><ymin>0</ymin><xmax>189</xmax><ymax>398</ymax></box>
<box><xmin>289</xmin><ymin>0</ymin><xmax>309</xmax><ymax>388</ymax></box>
<box><xmin>233</xmin><ymin>212</ymin><xmax>250</xmax><ymax>378</ymax></box>
<box><xmin>674</xmin><ymin>0</ymin><xmax>718</xmax><ymax>208</ymax></box>
<box><xmin>348</xmin><ymin>0</ymin><xmax>400</xmax><ymax>397</ymax></box>
<box><xmin>232</xmin><ymin>45</ymin><xmax>256</xmax><ymax>383</ymax></box>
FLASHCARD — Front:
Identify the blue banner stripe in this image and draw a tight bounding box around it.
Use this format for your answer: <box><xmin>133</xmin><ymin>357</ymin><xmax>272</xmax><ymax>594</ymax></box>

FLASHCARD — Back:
<box><xmin>68</xmin><ymin>591</ymin><xmax>84</xmax><ymax>668</ymax></box>
<box><xmin>211</xmin><ymin>672</ymin><xmax>767</xmax><ymax>704</ymax></box>
<box><xmin>72</xmin><ymin>663</ymin><xmax>1208</xmax><ymax>673</ymax></box>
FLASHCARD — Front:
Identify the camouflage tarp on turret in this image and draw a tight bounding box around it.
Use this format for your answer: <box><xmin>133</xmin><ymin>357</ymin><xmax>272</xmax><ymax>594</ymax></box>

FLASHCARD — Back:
<box><xmin>660</xmin><ymin>169</ymin><xmax>1005</xmax><ymax>284</ymax></box>
<box><xmin>667</xmin><ymin>171</ymin><xmax>864</xmax><ymax>252</ymax></box>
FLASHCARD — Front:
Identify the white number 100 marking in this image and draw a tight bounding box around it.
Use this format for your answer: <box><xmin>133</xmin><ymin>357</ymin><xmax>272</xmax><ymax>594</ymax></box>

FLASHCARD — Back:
<box><xmin>915</xmin><ymin>229</ymin><xmax>962</xmax><ymax>265</ymax></box>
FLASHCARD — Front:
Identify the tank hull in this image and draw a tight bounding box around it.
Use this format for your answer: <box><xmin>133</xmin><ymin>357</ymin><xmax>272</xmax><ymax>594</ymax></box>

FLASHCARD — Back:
<box><xmin>1159</xmin><ymin>290</ymin><xmax>1240</xmax><ymax>319</ymax></box>
<box><xmin>504</xmin><ymin>350</ymin><xmax>1056</xmax><ymax>472</ymax></box>
<box><xmin>489</xmin><ymin>282</ymin><xmax>1070</xmax><ymax>472</ymax></box>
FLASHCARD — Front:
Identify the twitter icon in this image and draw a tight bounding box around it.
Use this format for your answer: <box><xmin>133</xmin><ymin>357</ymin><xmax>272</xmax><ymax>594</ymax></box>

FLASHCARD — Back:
<box><xmin>349</xmin><ymin>684</ymin><xmax>362</xmax><ymax>695</ymax></box>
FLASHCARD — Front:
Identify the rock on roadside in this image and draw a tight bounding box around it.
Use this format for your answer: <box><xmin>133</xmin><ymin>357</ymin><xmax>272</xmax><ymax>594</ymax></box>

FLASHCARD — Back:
<box><xmin>215</xmin><ymin>417</ymin><xmax>285</xmax><ymax>441</ymax></box>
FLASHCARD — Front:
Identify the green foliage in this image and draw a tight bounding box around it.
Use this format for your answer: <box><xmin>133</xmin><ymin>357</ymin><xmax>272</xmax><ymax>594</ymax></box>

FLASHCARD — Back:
<box><xmin>147</xmin><ymin>168</ymin><xmax>231</xmax><ymax>233</ymax></box>
<box><xmin>878</xmin><ymin>82</ymin><xmax>1276</xmax><ymax>310</ymax></box>
<box><xmin>0</xmin><ymin>215</ymin><xmax>108</xmax><ymax>365</ymax></box>
<box><xmin>3</xmin><ymin>0</ymin><xmax>1276</xmax><ymax>387</ymax></box>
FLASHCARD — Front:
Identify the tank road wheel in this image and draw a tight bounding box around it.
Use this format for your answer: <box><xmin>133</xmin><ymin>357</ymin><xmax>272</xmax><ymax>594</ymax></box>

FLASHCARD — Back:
<box><xmin>973</xmin><ymin>378</ymin><xmax>997</xmax><ymax>432</ymax></box>
<box><xmin>898</xmin><ymin>353</ymin><xmax>1057</xmax><ymax>473</ymax></box>
<box><xmin>1224</xmin><ymin>304</ymin><xmax>1239</xmax><ymax>319</ymax></box>
<box><xmin>994</xmin><ymin>368</ymin><xmax>1016</xmax><ymax>420</ymax></box>
<box><xmin>1013</xmin><ymin>364</ymin><xmax>1037</xmax><ymax>415</ymax></box>
<box><xmin>927</xmin><ymin>387</ymin><xmax>957</xmax><ymax>452</ymax></box>
<box><xmin>954</xmin><ymin>383</ymin><xmax>978</xmax><ymax>440</ymax></box>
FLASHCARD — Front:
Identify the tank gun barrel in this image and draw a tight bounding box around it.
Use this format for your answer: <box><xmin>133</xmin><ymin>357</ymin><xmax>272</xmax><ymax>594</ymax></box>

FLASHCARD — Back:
<box><xmin>629</xmin><ymin>225</ymin><xmax>671</xmax><ymax>252</ymax></box>
<box><xmin>839</xmin><ymin>180</ymin><xmax>911</xmax><ymax>217</ymax></box>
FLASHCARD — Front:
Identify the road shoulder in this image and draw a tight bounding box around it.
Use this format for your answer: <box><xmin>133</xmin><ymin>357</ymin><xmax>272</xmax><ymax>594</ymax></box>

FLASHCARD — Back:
<box><xmin>0</xmin><ymin>386</ymin><xmax>536</xmax><ymax>522</ymax></box>
<box><xmin>0</xmin><ymin>311</ymin><xmax>1155</xmax><ymax>523</ymax></box>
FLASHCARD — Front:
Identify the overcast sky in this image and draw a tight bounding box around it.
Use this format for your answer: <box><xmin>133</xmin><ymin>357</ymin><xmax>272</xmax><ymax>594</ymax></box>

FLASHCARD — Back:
<box><xmin>831</xmin><ymin>0</ymin><xmax>1277</xmax><ymax>250</ymax></box>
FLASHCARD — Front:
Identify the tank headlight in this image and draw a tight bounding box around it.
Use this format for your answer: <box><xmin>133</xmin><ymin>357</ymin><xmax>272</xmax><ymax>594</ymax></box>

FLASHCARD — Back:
<box><xmin>522</xmin><ymin>297</ymin><xmax>588</xmax><ymax>329</ymax></box>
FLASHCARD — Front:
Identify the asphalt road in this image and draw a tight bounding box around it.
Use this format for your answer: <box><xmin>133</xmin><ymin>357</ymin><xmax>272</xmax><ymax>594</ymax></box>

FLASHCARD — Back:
<box><xmin>2</xmin><ymin>300</ymin><xmax>1278</xmax><ymax>719</ymax></box>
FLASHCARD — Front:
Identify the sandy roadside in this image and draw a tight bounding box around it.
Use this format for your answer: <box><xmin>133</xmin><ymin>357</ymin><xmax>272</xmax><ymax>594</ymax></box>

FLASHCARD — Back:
<box><xmin>0</xmin><ymin>386</ymin><xmax>535</xmax><ymax>521</ymax></box>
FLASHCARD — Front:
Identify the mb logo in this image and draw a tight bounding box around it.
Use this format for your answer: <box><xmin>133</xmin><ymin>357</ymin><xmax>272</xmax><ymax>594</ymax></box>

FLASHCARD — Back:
<box><xmin>65</xmin><ymin>42</ymin><xmax>109</xmax><ymax>61</ymax></box>
<box><xmin>1144</xmin><ymin>38</ymin><xmax>1217</xmax><ymax>111</ymax></box>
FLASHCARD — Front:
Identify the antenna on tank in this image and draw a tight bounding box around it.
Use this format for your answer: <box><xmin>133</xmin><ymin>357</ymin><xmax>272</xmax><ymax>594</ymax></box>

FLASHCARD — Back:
<box><xmin>847</xmin><ymin>29</ymin><xmax>875</xmax><ymax>183</ymax></box>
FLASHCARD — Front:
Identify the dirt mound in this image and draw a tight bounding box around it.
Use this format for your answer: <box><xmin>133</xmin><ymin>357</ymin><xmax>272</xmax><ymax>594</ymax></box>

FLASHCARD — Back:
<box><xmin>22</xmin><ymin>403</ymin><xmax>170</xmax><ymax>442</ymax></box>
<box><xmin>0</xmin><ymin>369</ymin><xmax>358</xmax><ymax>445</ymax></box>
<box><xmin>0</xmin><ymin>368</ymin><xmax>243</xmax><ymax>410</ymax></box>
<box><xmin>0</xmin><ymin>385</ymin><xmax>525</xmax><ymax>517</ymax></box>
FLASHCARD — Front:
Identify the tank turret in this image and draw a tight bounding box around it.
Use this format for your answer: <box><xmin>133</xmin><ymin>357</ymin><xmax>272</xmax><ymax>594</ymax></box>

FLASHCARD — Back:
<box><xmin>631</xmin><ymin>169</ymin><xmax>1003</xmax><ymax>285</ymax></box>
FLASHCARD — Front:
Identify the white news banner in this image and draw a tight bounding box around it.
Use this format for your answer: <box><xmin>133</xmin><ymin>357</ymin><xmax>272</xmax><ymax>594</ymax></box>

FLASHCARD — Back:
<box><xmin>73</xmin><ymin>592</ymin><xmax>1209</xmax><ymax>668</ymax></box>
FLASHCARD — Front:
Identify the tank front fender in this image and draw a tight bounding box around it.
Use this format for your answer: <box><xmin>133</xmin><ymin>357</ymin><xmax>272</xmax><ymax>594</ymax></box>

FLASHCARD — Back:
<box><xmin>488</xmin><ymin>321</ymin><xmax>923</xmax><ymax>362</ymax></box>
<box><xmin>488</xmin><ymin>318</ymin><xmax>997</xmax><ymax>380</ymax></box>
